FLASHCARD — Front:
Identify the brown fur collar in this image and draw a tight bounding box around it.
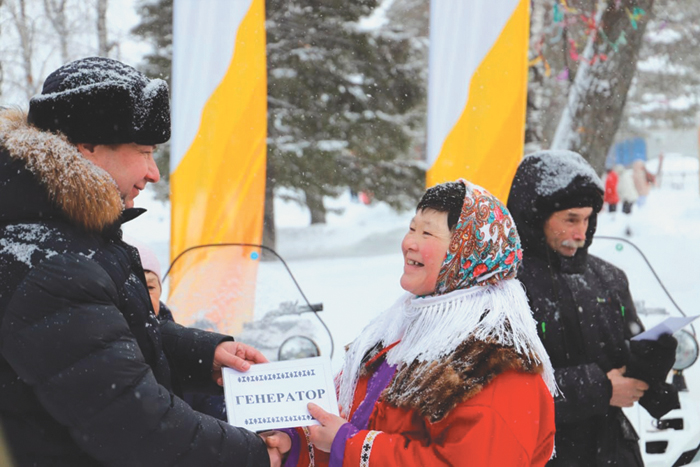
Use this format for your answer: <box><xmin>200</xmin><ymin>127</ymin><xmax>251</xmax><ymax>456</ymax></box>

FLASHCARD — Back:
<box><xmin>0</xmin><ymin>108</ymin><xmax>123</xmax><ymax>232</ymax></box>
<box><xmin>374</xmin><ymin>339</ymin><xmax>543</xmax><ymax>423</ymax></box>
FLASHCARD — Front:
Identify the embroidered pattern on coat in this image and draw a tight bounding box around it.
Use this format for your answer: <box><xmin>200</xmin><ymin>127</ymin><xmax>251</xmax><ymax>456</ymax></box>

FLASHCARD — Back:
<box><xmin>302</xmin><ymin>426</ymin><xmax>315</xmax><ymax>466</ymax></box>
<box><xmin>360</xmin><ymin>430</ymin><xmax>381</xmax><ymax>467</ymax></box>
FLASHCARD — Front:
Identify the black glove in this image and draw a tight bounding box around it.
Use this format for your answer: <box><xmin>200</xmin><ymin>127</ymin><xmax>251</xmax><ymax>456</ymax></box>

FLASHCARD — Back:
<box><xmin>626</xmin><ymin>333</ymin><xmax>678</xmax><ymax>384</ymax></box>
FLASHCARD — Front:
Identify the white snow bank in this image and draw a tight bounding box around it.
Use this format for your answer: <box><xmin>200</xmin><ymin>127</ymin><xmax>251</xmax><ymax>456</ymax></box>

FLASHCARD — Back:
<box><xmin>646</xmin><ymin>153</ymin><xmax>699</xmax><ymax>174</ymax></box>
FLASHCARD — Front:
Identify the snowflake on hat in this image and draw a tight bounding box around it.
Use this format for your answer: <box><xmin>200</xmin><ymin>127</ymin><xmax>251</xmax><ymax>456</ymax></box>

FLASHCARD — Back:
<box><xmin>27</xmin><ymin>57</ymin><xmax>170</xmax><ymax>145</ymax></box>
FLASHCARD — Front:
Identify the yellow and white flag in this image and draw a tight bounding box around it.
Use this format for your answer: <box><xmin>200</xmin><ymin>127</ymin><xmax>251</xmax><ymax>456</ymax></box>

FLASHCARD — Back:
<box><xmin>426</xmin><ymin>0</ymin><xmax>529</xmax><ymax>202</ymax></box>
<box><xmin>169</xmin><ymin>0</ymin><xmax>267</xmax><ymax>334</ymax></box>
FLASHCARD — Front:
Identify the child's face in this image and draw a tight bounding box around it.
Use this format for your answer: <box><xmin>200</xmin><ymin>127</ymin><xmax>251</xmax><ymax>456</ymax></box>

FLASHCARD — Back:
<box><xmin>144</xmin><ymin>271</ymin><xmax>162</xmax><ymax>314</ymax></box>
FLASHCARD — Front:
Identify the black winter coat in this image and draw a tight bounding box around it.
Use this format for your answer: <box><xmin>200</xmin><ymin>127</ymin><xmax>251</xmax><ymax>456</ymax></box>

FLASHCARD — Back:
<box><xmin>0</xmin><ymin>110</ymin><xmax>269</xmax><ymax>466</ymax></box>
<box><xmin>157</xmin><ymin>303</ymin><xmax>227</xmax><ymax>421</ymax></box>
<box><xmin>507</xmin><ymin>151</ymin><xmax>679</xmax><ymax>466</ymax></box>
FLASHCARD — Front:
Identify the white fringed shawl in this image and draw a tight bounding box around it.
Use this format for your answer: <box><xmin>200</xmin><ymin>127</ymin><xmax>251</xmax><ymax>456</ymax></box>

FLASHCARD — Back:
<box><xmin>337</xmin><ymin>278</ymin><xmax>557</xmax><ymax>415</ymax></box>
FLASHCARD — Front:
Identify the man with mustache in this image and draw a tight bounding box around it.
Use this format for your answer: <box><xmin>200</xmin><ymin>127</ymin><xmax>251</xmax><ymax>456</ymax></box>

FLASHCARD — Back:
<box><xmin>507</xmin><ymin>150</ymin><xmax>679</xmax><ymax>466</ymax></box>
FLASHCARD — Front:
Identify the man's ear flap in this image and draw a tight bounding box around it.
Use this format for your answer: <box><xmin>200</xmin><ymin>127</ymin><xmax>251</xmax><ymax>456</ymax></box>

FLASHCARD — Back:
<box><xmin>75</xmin><ymin>143</ymin><xmax>97</xmax><ymax>157</ymax></box>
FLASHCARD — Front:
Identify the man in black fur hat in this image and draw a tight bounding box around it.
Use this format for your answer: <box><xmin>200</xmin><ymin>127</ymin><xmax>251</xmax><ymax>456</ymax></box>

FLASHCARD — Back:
<box><xmin>0</xmin><ymin>57</ymin><xmax>280</xmax><ymax>466</ymax></box>
<box><xmin>508</xmin><ymin>150</ymin><xmax>679</xmax><ymax>466</ymax></box>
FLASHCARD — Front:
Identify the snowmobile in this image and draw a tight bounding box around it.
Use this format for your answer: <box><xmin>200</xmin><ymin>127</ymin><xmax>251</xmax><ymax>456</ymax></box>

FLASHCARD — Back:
<box><xmin>163</xmin><ymin>243</ymin><xmax>333</xmax><ymax>363</ymax></box>
<box><xmin>593</xmin><ymin>236</ymin><xmax>700</xmax><ymax>466</ymax></box>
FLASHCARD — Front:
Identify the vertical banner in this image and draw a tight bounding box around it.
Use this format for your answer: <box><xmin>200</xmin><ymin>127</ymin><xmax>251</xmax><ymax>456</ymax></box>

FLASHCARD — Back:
<box><xmin>426</xmin><ymin>0</ymin><xmax>529</xmax><ymax>203</ymax></box>
<box><xmin>169</xmin><ymin>0</ymin><xmax>267</xmax><ymax>334</ymax></box>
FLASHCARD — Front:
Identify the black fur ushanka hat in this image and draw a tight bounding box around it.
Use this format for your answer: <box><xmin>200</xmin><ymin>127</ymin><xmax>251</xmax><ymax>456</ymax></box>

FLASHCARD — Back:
<box><xmin>27</xmin><ymin>57</ymin><xmax>170</xmax><ymax>145</ymax></box>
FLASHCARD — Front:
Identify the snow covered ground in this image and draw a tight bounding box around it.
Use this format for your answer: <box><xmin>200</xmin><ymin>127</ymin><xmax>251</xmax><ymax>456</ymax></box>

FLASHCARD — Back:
<box><xmin>123</xmin><ymin>154</ymin><xmax>700</xmax><ymax>465</ymax></box>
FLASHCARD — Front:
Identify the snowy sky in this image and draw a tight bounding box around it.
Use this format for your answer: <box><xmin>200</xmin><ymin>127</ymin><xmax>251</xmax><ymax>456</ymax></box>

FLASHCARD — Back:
<box><xmin>110</xmin><ymin>0</ymin><xmax>150</xmax><ymax>66</ymax></box>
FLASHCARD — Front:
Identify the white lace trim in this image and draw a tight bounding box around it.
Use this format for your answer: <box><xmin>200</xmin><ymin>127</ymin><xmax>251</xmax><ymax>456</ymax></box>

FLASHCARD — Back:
<box><xmin>338</xmin><ymin>279</ymin><xmax>557</xmax><ymax>415</ymax></box>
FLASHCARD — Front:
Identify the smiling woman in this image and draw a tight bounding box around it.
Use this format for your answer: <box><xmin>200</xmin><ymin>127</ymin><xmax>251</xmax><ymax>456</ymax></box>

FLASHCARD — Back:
<box><xmin>398</xmin><ymin>182</ymin><xmax>465</xmax><ymax>297</ymax></box>
<box><xmin>264</xmin><ymin>179</ymin><xmax>557</xmax><ymax>466</ymax></box>
<box><xmin>399</xmin><ymin>209</ymin><xmax>451</xmax><ymax>296</ymax></box>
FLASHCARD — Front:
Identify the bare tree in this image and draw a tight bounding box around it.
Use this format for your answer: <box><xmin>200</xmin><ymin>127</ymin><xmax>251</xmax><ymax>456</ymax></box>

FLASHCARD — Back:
<box><xmin>551</xmin><ymin>0</ymin><xmax>654</xmax><ymax>172</ymax></box>
<box><xmin>623</xmin><ymin>0</ymin><xmax>700</xmax><ymax>131</ymax></box>
<box><xmin>525</xmin><ymin>0</ymin><xmax>548</xmax><ymax>152</ymax></box>
<box><xmin>96</xmin><ymin>0</ymin><xmax>112</xmax><ymax>56</ymax></box>
<box><xmin>1</xmin><ymin>0</ymin><xmax>118</xmax><ymax>104</ymax></box>
<box><xmin>4</xmin><ymin>0</ymin><xmax>40</xmax><ymax>100</ymax></box>
<box><xmin>43</xmin><ymin>0</ymin><xmax>69</xmax><ymax>63</ymax></box>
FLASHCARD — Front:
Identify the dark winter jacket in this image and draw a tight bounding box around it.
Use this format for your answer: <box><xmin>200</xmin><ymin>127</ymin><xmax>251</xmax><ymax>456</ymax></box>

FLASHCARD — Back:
<box><xmin>507</xmin><ymin>151</ymin><xmax>679</xmax><ymax>466</ymax></box>
<box><xmin>157</xmin><ymin>303</ymin><xmax>227</xmax><ymax>421</ymax></box>
<box><xmin>0</xmin><ymin>110</ymin><xmax>268</xmax><ymax>466</ymax></box>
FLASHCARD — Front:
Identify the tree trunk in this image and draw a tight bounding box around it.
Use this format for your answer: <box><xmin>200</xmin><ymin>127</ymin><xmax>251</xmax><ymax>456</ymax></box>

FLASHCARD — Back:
<box><xmin>525</xmin><ymin>0</ymin><xmax>548</xmax><ymax>153</ymax></box>
<box><xmin>262</xmin><ymin>165</ymin><xmax>277</xmax><ymax>258</ymax></box>
<box><xmin>43</xmin><ymin>0</ymin><xmax>70</xmax><ymax>63</ymax></box>
<box><xmin>96</xmin><ymin>0</ymin><xmax>110</xmax><ymax>56</ymax></box>
<box><xmin>304</xmin><ymin>188</ymin><xmax>326</xmax><ymax>225</ymax></box>
<box><xmin>7</xmin><ymin>0</ymin><xmax>37</xmax><ymax>100</ymax></box>
<box><xmin>551</xmin><ymin>0</ymin><xmax>654</xmax><ymax>174</ymax></box>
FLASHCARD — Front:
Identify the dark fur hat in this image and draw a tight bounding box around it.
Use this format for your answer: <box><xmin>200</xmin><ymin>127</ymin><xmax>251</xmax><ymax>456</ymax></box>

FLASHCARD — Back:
<box><xmin>27</xmin><ymin>57</ymin><xmax>170</xmax><ymax>145</ymax></box>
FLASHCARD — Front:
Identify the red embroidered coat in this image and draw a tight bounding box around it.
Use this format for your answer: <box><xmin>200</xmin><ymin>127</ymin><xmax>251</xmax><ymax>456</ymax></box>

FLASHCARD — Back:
<box><xmin>284</xmin><ymin>179</ymin><xmax>556</xmax><ymax>466</ymax></box>
<box><xmin>285</xmin><ymin>342</ymin><xmax>555</xmax><ymax>467</ymax></box>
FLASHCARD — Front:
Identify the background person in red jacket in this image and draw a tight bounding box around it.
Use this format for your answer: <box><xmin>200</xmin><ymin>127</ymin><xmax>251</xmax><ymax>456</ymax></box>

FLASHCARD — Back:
<box><xmin>604</xmin><ymin>167</ymin><xmax>620</xmax><ymax>212</ymax></box>
<box><xmin>264</xmin><ymin>180</ymin><xmax>556</xmax><ymax>466</ymax></box>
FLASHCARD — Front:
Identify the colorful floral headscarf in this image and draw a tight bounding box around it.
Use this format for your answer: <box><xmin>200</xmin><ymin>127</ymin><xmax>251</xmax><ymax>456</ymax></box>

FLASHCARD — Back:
<box><xmin>337</xmin><ymin>181</ymin><xmax>556</xmax><ymax>415</ymax></box>
<box><xmin>435</xmin><ymin>179</ymin><xmax>522</xmax><ymax>295</ymax></box>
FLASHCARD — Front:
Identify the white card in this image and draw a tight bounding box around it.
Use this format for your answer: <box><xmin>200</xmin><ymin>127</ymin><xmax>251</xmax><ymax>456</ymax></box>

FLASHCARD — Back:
<box><xmin>222</xmin><ymin>356</ymin><xmax>338</xmax><ymax>431</ymax></box>
<box><xmin>631</xmin><ymin>315</ymin><xmax>699</xmax><ymax>341</ymax></box>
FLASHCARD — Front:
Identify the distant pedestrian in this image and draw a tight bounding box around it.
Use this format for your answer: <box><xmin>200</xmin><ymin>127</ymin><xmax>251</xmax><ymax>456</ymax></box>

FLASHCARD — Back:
<box><xmin>604</xmin><ymin>167</ymin><xmax>619</xmax><ymax>212</ymax></box>
<box><xmin>632</xmin><ymin>159</ymin><xmax>652</xmax><ymax>208</ymax></box>
<box><xmin>617</xmin><ymin>165</ymin><xmax>638</xmax><ymax>214</ymax></box>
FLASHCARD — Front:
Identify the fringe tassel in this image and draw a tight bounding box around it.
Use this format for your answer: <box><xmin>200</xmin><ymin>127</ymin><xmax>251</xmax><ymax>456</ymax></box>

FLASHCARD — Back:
<box><xmin>338</xmin><ymin>279</ymin><xmax>557</xmax><ymax>415</ymax></box>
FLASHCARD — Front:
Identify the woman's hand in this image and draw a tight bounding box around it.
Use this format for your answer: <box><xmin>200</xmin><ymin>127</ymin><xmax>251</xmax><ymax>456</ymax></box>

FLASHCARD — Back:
<box><xmin>212</xmin><ymin>341</ymin><xmax>268</xmax><ymax>385</ymax></box>
<box><xmin>307</xmin><ymin>402</ymin><xmax>347</xmax><ymax>453</ymax></box>
<box><xmin>261</xmin><ymin>431</ymin><xmax>292</xmax><ymax>467</ymax></box>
